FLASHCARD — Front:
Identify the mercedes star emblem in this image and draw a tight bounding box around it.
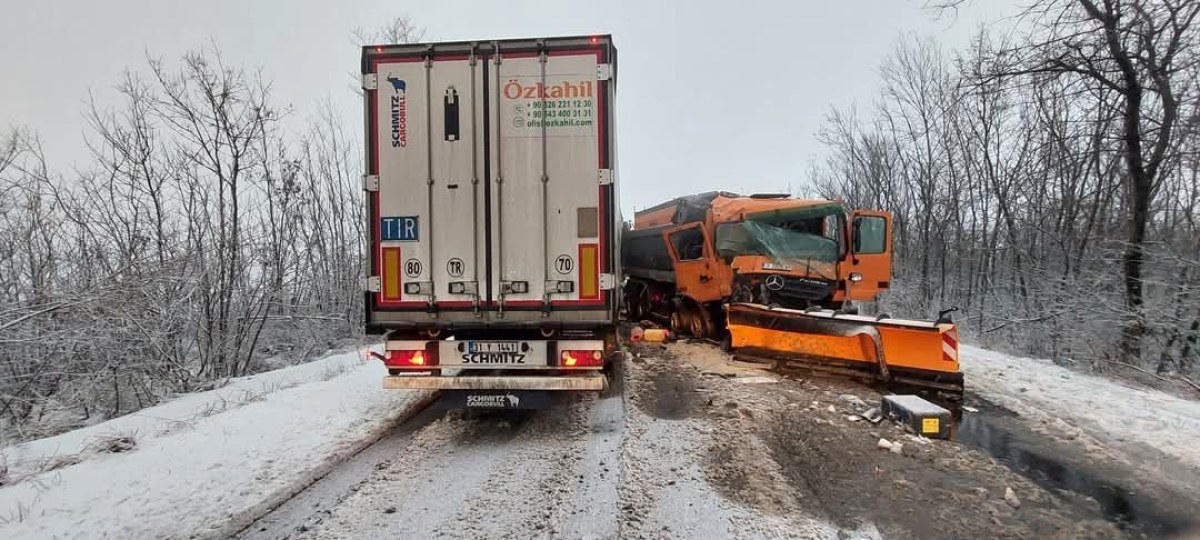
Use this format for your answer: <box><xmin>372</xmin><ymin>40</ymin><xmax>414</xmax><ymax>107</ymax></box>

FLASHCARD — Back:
<box><xmin>764</xmin><ymin>274</ymin><xmax>785</xmax><ymax>291</ymax></box>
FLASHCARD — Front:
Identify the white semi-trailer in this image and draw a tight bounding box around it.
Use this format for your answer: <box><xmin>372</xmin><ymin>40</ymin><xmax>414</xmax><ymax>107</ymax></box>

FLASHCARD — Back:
<box><xmin>361</xmin><ymin>35</ymin><xmax>620</xmax><ymax>408</ymax></box>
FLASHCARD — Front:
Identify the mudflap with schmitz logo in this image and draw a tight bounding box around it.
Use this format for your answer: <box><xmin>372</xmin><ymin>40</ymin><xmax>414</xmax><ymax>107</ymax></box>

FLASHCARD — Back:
<box><xmin>437</xmin><ymin>390</ymin><xmax>553</xmax><ymax>410</ymax></box>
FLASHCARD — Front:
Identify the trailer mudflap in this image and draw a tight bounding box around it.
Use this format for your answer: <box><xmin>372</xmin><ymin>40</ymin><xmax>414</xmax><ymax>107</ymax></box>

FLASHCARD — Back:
<box><xmin>437</xmin><ymin>390</ymin><xmax>554</xmax><ymax>410</ymax></box>
<box><xmin>382</xmin><ymin>373</ymin><xmax>606</xmax><ymax>391</ymax></box>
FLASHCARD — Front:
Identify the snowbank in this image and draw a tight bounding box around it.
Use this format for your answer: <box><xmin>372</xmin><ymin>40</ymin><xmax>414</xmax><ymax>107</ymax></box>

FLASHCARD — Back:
<box><xmin>961</xmin><ymin>345</ymin><xmax>1200</xmax><ymax>470</ymax></box>
<box><xmin>0</xmin><ymin>348</ymin><xmax>429</xmax><ymax>539</ymax></box>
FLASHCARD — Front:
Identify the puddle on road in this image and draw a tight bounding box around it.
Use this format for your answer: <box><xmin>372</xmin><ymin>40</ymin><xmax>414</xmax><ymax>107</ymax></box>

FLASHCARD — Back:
<box><xmin>953</xmin><ymin>398</ymin><xmax>1194</xmax><ymax>538</ymax></box>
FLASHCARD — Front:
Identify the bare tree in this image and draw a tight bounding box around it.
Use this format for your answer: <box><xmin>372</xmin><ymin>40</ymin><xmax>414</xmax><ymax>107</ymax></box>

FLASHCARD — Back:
<box><xmin>812</xmin><ymin>4</ymin><xmax>1200</xmax><ymax>388</ymax></box>
<box><xmin>976</xmin><ymin>0</ymin><xmax>1200</xmax><ymax>360</ymax></box>
<box><xmin>1</xmin><ymin>13</ymin><xmax>429</xmax><ymax>442</ymax></box>
<box><xmin>352</xmin><ymin>15</ymin><xmax>427</xmax><ymax>46</ymax></box>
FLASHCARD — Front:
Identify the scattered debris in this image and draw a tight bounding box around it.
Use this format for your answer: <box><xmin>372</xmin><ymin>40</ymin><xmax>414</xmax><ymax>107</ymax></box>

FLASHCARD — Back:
<box><xmin>877</xmin><ymin>438</ymin><xmax>894</xmax><ymax>451</ymax></box>
<box><xmin>860</xmin><ymin>407</ymin><xmax>884</xmax><ymax>424</ymax></box>
<box><xmin>827</xmin><ymin>405</ymin><xmax>836</xmax><ymax>413</ymax></box>
<box><xmin>732</xmin><ymin>376</ymin><xmax>777</xmax><ymax>384</ymax></box>
<box><xmin>846</xmin><ymin>415</ymin><xmax>862</xmax><ymax>422</ymax></box>
<box><xmin>839</xmin><ymin>394</ymin><xmax>868</xmax><ymax>407</ymax></box>
<box><xmin>962</xmin><ymin>405</ymin><xmax>979</xmax><ymax>413</ymax></box>
<box><xmin>881</xmin><ymin>395</ymin><xmax>951</xmax><ymax>440</ymax></box>
<box><xmin>643</xmin><ymin>328</ymin><xmax>671</xmax><ymax>342</ymax></box>
<box><xmin>1004</xmin><ymin>487</ymin><xmax>1022</xmax><ymax>509</ymax></box>
<box><xmin>906</xmin><ymin>434</ymin><xmax>932</xmax><ymax>445</ymax></box>
<box><xmin>890</xmin><ymin>442</ymin><xmax>904</xmax><ymax>455</ymax></box>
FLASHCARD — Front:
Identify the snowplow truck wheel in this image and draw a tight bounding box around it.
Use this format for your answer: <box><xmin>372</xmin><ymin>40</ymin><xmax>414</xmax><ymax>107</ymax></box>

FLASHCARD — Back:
<box><xmin>688</xmin><ymin>308</ymin><xmax>707</xmax><ymax>338</ymax></box>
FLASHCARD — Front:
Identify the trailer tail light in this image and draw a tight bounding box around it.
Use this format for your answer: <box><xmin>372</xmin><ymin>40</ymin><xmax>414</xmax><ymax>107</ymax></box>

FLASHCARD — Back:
<box><xmin>560</xmin><ymin>349</ymin><xmax>604</xmax><ymax>367</ymax></box>
<box><xmin>385</xmin><ymin>348</ymin><xmax>439</xmax><ymax>367</ymax></box>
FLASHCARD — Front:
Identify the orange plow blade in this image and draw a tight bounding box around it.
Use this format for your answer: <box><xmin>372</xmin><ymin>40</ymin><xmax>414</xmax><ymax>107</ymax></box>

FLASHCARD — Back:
<box><xmin>726</xmin><ymin>303</ymin><xmax>963</xmax><ymax>399</ymax></box>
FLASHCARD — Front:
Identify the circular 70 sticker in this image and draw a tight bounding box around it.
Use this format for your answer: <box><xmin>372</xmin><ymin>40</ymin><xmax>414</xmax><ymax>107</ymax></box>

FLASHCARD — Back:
<box><xmin>554</xmin><ymin>255</ymin><xmax>574</xmax><ymax>275</ymax></box>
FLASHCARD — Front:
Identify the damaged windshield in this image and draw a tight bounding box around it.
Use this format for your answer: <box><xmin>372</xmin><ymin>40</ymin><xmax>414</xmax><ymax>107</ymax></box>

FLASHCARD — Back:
<box><xmin>714</xmin><ymin>205</ymin><xmax>843</xmax><ymax>276</ymax></box>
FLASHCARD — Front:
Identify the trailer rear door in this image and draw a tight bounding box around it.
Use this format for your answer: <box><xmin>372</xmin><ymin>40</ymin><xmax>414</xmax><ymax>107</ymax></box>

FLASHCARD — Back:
<box><xmin>363</xmin><ymin>37</ymin><xmax>617</xmax><ymax>328</ymax></box>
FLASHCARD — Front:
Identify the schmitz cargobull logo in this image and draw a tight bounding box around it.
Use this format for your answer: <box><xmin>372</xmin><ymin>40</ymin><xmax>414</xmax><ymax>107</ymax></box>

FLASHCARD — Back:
<box><xmin>465</xmin><ymin>394</ymin><xmax>521</xmax><ymax>408</ymax></box>
<box><xmin>386</xmin><ymin>76</ymin><xmax>407</xmax><ymax>148</ymax></box>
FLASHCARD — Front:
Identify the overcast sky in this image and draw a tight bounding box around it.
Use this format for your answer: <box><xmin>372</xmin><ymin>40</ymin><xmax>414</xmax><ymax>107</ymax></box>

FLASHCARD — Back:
<box><xmin>0</xmin><ymin>0</ymin><xmax>1018</xmax><ymax>214</ymax></box>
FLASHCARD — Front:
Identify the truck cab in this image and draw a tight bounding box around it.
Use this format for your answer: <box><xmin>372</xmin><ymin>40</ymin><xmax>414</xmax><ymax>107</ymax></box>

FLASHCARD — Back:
<box><xmin>709</xmin><ymin>198</ymin><xmax>893</xmax><ymax>309</ymax></box>
<box><xmin>622</xmin><ymin>193</ymin><xmax>892</xmax><ymax>337</ymax></box>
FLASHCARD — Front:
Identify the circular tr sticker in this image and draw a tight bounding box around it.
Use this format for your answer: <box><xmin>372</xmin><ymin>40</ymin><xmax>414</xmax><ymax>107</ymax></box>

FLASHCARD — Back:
<box><xmin>446</xmin><ymin>258</ymin><xmax>465</xmax><ymax>278</ymax></box>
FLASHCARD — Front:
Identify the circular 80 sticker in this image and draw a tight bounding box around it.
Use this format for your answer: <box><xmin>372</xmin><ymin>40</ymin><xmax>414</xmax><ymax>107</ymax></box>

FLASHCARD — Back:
<box><xmin>404</xmin><ymin>259</ymin><xmax>422</xmax><ymax>278</ymax></box>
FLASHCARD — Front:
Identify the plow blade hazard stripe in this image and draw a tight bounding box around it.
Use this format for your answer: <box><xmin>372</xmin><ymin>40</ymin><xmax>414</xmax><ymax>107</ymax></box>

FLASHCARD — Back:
<box><xmin>941</xmin><ymin>331</ymin><xmax>959</xmax><ymax>362</ymax></box>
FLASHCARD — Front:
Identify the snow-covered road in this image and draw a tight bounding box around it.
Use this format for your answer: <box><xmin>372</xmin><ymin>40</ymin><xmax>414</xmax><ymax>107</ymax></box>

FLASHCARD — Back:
<box><xmin>238</xmin><ymin>342</ymin><xmax>1135</xmax><ymax>540</ymax></box>
<box><xmin>251</xmin><ymin>353</ymin><xmax>836</xmax><ymax>540</ymax></box>
<box><xmin>3</xmin><ymin>341</ymin><xmax>1196</xmax><ymax>539</ymax></box>
<box><xmin>0</xmin><ymin>349</ymin><xmax>431</xmax><ymax>539</ymax></box>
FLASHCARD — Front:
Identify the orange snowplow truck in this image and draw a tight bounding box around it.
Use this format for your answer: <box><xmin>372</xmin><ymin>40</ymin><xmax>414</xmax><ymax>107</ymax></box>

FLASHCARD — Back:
<box><xmin>622</xmin><ymin>192</ymin><xmax>893</xmax><ymax>338</ymax></box>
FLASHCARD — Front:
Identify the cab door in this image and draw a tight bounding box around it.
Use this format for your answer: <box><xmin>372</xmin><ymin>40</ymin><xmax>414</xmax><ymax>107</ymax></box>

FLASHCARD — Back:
<box><xmin>846</xmin><ymin>210</ymin><xmax>892</xmax><ymax>299</ymax></box>
<box><xmin>663</xmin><ymin>223</ymin><xmax>723</xmax><ymax>302</ymax></box>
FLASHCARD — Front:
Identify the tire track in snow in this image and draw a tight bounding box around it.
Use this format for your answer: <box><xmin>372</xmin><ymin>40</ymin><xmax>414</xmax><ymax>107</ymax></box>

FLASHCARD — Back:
<box><xmin>291</xmin><ymin>393</ymin><xmax>625</xmax><ymax>540</ymax></box>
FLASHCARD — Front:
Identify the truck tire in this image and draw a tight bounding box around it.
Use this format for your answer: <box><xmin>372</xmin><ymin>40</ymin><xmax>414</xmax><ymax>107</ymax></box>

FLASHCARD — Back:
<box><xmin>601</xmin><ymin>352</ymin><xmax>625</xmax><ymax>399</ymax></box>
<box><xmin>625</xmin><ymin>291</ymin><xmax>642</xmax><ymax>321</ymax></box>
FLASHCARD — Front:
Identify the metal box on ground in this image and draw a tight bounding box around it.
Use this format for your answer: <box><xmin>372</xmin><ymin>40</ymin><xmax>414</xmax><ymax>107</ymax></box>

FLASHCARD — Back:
<box><xmin>881</xmin><ymin>394</ymin><xmax>951</xmax><ymax>440</ymax></box>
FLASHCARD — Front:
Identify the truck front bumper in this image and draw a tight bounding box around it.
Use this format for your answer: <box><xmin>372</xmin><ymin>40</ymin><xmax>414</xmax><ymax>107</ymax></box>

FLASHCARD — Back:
<box><xmin>382</xmin><ymin>373</ymin><xmax>607</xmax><ymax>391</ymax></box>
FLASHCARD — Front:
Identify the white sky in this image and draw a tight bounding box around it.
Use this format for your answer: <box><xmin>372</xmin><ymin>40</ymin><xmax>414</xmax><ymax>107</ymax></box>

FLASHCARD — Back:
<box><xmin>0</xmin><ymin>0</ymin><xmax>1019</xmax><ymax>214</ymax></box>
